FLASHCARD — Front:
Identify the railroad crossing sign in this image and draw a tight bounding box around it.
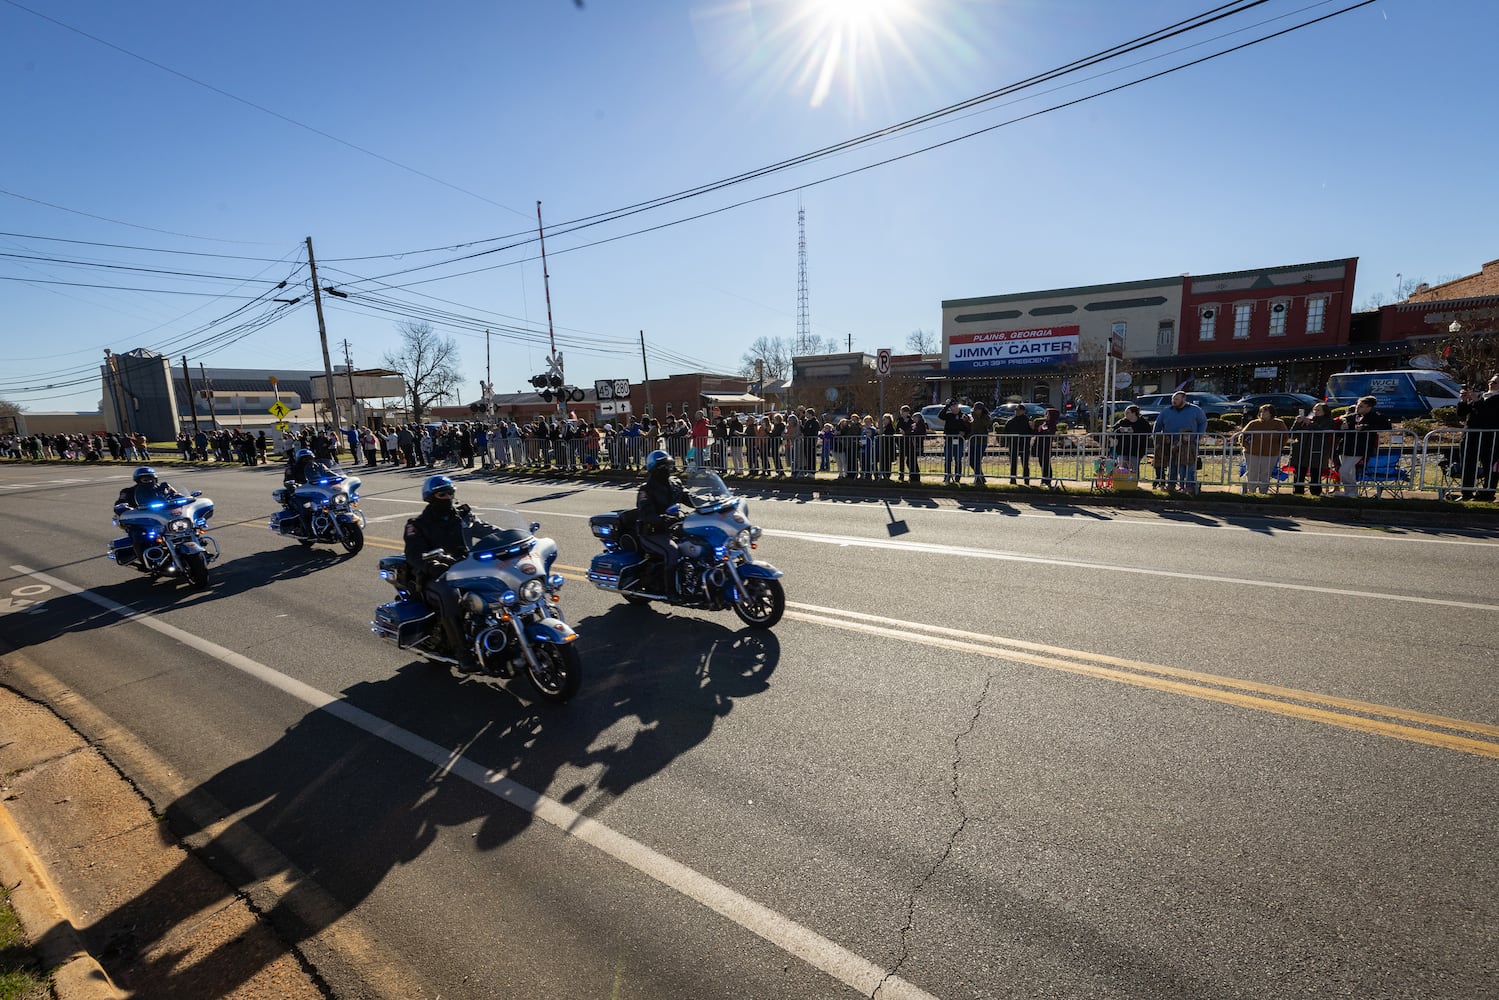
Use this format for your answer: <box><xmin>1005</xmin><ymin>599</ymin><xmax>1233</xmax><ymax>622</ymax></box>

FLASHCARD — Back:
<box><xmin>268</xmin><ymin>400</ymin><xmax>290</xmax><ymax>419</ymax></box>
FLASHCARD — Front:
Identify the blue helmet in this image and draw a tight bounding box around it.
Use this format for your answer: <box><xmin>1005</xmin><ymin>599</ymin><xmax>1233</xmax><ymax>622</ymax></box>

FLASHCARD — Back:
<box><xmin>133</xmin><ymin>466</ymin><xmax>157</xmax><ymax>484</ymax></box>
<box><xmin>294</xmin><ymin>448</ymin><xmax>313</xmax><ymax>461</ymax></box>
<box><xmin>645</xmin><ymin>449</ymin><xmax>672</xmax><ymax>472</ymax></box>
<box><xmin>422</xmin><ymin>474</ymin><xmax>456</xmax><ymax>501</ymax></box>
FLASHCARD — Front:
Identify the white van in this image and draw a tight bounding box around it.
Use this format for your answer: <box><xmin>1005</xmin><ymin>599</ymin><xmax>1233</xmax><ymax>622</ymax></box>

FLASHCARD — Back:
<box><xmin>1325</xmin><ymin>369</ymin><xmax>1462</xmax><ymax>418</ymax></box>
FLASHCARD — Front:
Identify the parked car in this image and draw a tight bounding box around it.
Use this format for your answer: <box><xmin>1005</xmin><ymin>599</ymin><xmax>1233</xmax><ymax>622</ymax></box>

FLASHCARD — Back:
<box><xmin>1230</xmin><ymin>392</ymin><xmax>1322</xmax><ymax>419</ymax></box>
<box><xmin>994</xmin><ymin>402</ymin><xmax>1048</xmax><ymax>423</ymax></box>
<box><xmin>918</xmin><ymin>403</ymin><xmax>971</xmax><ymax>429</ymax></box>
<box><xmin>1130</xmin><ymin>392</ymin><xmax>1241</xmax><ymax>418</ymax></box>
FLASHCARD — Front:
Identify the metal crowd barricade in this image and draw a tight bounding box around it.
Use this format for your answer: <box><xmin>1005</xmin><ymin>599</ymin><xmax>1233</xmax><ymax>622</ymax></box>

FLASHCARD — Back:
<box><xmin>1422</xmin><ymin>427</ymin><xmax>1499</xmax><ymax>500</ymax></box>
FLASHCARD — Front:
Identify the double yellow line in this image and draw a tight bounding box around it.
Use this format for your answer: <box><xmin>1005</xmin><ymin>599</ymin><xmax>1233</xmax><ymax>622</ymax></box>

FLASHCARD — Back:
<box><xmin>785</xmin><ymin>603</ymin><xmax>1499</xmax><ymax>761</ymax></box>
<box><xmin>376</xmin><ymin>542</ymin><xmax>1497</xmax><ymax>760</ymax></box>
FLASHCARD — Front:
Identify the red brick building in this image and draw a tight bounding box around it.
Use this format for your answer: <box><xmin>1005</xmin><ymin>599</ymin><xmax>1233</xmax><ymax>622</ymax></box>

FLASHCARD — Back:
<box><xmin>1179</xmin><ymin>259</ymin><xmax>1358</xmax><ymax>354</ymax></box>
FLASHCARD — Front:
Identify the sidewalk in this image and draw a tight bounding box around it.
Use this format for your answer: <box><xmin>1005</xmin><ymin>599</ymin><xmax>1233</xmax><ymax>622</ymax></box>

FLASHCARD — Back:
<box><xmin>0</xmin><ymin>679</ymin><xmax>325</xmax><ymax>999</ymax></box>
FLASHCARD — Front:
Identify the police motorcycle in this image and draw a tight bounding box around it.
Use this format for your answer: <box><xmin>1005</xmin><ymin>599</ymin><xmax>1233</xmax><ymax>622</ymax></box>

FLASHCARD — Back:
<box><xmin>371</xmin><ymin>506</ymin><xmax>581</xmax><ymax>703</ymax></box>
<box><xmin>269</xmin><ymin>471</ymin><xmax>366</xmax><ymax>555</ymax></box>
<box><xmin>108</xmin><ymin>476</ymin><xmax>219</xmax><ymax>588</ymax></box>
<box><xmin>588</xmin><ymin>466</ymin><xmax>785</xmax><ymax>628</ymax></box>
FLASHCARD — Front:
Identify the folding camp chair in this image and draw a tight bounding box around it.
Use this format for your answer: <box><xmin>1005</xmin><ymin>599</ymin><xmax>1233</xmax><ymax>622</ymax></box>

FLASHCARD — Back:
<box><xmin>1357</xmin><ymin>450</ymin><xmax>1411</xmax><ymax>498</ymax></box>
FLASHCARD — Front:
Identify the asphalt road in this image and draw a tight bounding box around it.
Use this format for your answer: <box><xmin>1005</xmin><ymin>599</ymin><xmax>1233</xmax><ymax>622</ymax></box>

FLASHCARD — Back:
<box><xmin>1</xmin><ymin>461</ymin><xmax>1495</xmax><ymax>999</ymax></box>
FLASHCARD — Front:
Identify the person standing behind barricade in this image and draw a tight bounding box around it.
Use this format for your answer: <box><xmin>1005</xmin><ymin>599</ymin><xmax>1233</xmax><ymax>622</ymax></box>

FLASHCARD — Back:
<box><xmin>968</xmin><ymin>401</ymin><xmax>992</xmax><ymax>485</ymax></box>
<box><xmin>1110</xmin><ymin>405</ymin><xmax>1152</xmax><ymax>476</ymax></box>
<box><xmin>1333</xmin><ymin>395</ymin><xmax>1392</xmax><ymax>498</ymax></box>
<box><xmin>1032</xmin><ymin>408</ymin><xmax>1061</xmax><ymax>488</ymax></box>
<box><xmin>873</xmin><ymin>413</ymin><xmax>893</xmax><ymax>480</ymax></box>
<box><xmin>1236</xmin><ymin>404</ymin><xmax>1289</xmax><ymax>495</ymax></box>
<box><xmin>1002</xmin><ymin>405</ymin><xmax>1033</xmax><ymax>484</ymax></box>
<box><xmin>938</xmin><ymin>399</ymin><xmax>967</xmax><ymax>485</ymax></box>
<box><xmin>896</xmin><ymin>406</ymin><xmax>923</xmax><ymax>483</ymax></box>
<box><xmin>1153</xmin><ymin>391</ymin><xmax>1207</xmax><ymax>495</ymax></box>
<box><xmin>1456</xmin><ymin>374</ymin><xmax>1499</xmax><ymax>502</ymax></box>
<box><xmin>1288</xmin><ymin>403</ymin><xmax>1335</xmax><ymax>496</ymax></box>
<box><xmin>769</xmin><ymin>411</ymin><xmax>788</xmax><ymax>476</ymax></box>
<box><xmin>800</xmin><ymin>407</ymin><xmax>820</xmax><ymax>477</ymax></box>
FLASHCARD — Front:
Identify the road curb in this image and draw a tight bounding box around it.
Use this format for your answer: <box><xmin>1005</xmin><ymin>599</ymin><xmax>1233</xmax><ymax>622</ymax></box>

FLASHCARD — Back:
<box><xmin>0</xmin><ymin>757</ymin><xmax>128</xmax><ymax>1000</ymax></box>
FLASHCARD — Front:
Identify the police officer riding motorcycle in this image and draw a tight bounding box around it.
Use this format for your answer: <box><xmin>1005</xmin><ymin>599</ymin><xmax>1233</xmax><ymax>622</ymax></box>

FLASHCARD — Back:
<box><xmin>403</xmin><ymin>475</ymin><xmax>477</xmax><ymax>667</ymax></box>
<box><xmin>635</xmin><ymin>449</ymin><xmax>691</xmax><ymax>594</ymax></box>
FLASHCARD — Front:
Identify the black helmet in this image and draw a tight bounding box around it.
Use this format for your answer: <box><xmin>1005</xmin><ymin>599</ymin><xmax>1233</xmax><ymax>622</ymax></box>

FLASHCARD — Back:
<box><xmin>132</xmin><ymin>466</ymin><xmax>157</xmax><ymax>484</ymax></box>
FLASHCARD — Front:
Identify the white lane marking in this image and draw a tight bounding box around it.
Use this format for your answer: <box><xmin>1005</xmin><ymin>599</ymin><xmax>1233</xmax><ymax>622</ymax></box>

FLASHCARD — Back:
<box><xmin>11</xmin><ymin>564</ymin><xmax>938</xmax><ymax>1000</ymax></box>
<box><xmin>760</xmin><ymin>529</ymin><xmax>1499</xmax><ymax>613</ymax></box>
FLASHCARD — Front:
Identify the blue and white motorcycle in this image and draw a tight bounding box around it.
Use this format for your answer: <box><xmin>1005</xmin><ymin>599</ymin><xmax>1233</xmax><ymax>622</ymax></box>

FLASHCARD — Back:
<box><xmin>371</xmin><ymin>508</ymin><xmax>581</xmax><ymax>703</ymax></box>
<box><xmin>588</xmin><ymin>469</ymin><xmax>785</xmax><ymax>628</ymax></box>
<box><xmin>108</xmin><ymin>492</ymin><xmax>220</xmax><ymax>587</ymax></box>
<box><xmin>270</xmin><ymin>473</ymin><xmax>365</xmax><ymax>555</ymax></box>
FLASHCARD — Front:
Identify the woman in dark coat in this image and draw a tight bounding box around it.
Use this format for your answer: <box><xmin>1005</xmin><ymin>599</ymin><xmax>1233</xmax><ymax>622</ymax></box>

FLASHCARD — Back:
<box><xmin>1032</xmin><ymin>407</ymin><xmax>1061</xmax><ymax>487</ymax></box>
<box><xmin>1288</xmin><ymin>402</ymin><xmax>1336</xmax><ymax>496</ymax></box>
<box><xmin>1110</xmin><ymin>405</ymin><xmax>1153</xmax><ymax>474</ymax></box>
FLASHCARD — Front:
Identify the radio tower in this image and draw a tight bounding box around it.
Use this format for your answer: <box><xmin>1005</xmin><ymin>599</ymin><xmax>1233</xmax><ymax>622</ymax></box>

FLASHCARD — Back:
<box><xmin>796</xmin><ymin>204</ymin><xmax>810</xmax><ymax>353</ymax></box>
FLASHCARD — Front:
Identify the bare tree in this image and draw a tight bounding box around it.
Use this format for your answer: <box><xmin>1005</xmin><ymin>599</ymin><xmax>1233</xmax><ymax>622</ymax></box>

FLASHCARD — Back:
<box><xmin>789</xmin><ymin>331</ymin><xmax>839</xmax><ymax>356</ymax></box>
<box><xmin>739</xmin><ymin>336</ymin><xmax>791</xmax><ymax>382</ymax></box>
<box><xmin>0</xmin><ymin>398</ymin><xmax>21</xmax><ymax>435</ymax></box>
<box><xmin>1426</xmin><ymin>306</ymin><xmax>1499</xmax><ymax>389</ymax></box>
<box><xmin>905</xmin><ymin>329</ymin><xmax>940</xmax><ymax>354</ymax></box>
<box><xmin>382</xmin><ymin>321</ymin><xmax>463</xmax><ymax>424</ymax></box>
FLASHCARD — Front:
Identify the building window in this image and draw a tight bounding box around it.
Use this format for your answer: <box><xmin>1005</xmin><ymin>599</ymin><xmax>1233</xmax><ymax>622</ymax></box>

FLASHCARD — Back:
<box><xmin>1233</xmin><ymin>303</ymin><xmax>1252</xmax><ymax>339</ymax></box>
<box><xmin>1306</xmin><ymin>296</ymin><xmax>1327</xmax><ymax>334</ymax></box>
<box><xmin>1268</xmin><ymin>300</ymin><xmax>1288</xmax><ymax>337</ymax></box>
<box><xmin>1156</xmin><ymin>320</ymin><xmax>1174</xmax><ymax>354</ymax></box>
<box><xmin>1200</xmin><ymin>307</ymin><xmax>1217</xmax><ymax>341</ymax></box>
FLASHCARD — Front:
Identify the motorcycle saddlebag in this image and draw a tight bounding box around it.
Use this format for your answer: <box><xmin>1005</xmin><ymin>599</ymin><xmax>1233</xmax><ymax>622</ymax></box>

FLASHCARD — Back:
<box><xmin>268</xmin><ymin>510</ymin><xmax>300</xmax><ymax>534</ymax></box>
<box><xmin>589</xmin><ymin>510</ymin><xmax>628</xmax><ymax>541</ymax></box>
<box><xmin>587</xmin><ymin>551</ymin><xmax>643</xmax><ymax>590</ymax></box>
<box><xmin>106</xmin><ymin>536</ymin><xmax>134</xmax><ymax>564</ymax></box>
<box><xmin>373</xmin><ymin>599</ymin><xmax>433</xmax><ymax>647</ymax></box>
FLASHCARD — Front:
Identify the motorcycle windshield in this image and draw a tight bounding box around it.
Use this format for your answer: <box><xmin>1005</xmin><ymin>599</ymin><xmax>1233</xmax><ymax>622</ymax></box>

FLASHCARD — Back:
<box><xmin>679</xmin><ymin>469</ymin><xmax>733</xmax><ymax>505</ymax></box>
<box><xmin>466</xmin><ymin>508</ymin><xmax>539</xmax><ymax>559</ymax></box>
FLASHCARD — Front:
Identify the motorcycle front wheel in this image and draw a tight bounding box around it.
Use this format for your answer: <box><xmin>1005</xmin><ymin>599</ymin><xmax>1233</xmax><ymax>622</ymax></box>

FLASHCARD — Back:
<box><xmin>183</xmin><ymin>551</ymin><xmax>211</xmax><ymax>588</ymax></box>
<box><xmin>525</xmin><ymin>642</ymin><xmax>581</xmax><ymax>704</ymax></box>
<box><xmin>732</xmin><ymin>576</ymin><xmax>785</xmax><ymax>629</ymax></box>
<box><xmin>338</xmin><ymin>523</ymin><xmax>365</xmax><ymax>556</ymax></box>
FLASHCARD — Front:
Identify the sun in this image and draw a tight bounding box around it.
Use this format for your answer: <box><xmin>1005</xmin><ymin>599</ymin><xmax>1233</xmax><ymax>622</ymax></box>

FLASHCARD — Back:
<box><xmin>795</xmin><ymin>0</ymin><xmax>922</xmax><ymax>108</ymax></box>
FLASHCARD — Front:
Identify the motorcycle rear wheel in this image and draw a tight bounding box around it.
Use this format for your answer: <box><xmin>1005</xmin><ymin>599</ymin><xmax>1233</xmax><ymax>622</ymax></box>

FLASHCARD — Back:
<box><xmin>184</xmin><ymin>551</ymin><xmax>211</xmax><ymax>588</ymax></box>
<box><xmin>339</xmin><ymin>523</ymin><xmax>365</xmax><ymax>556</ymax></box>
<box><xmin>732</xmin><ymin>577</ymin><xmax>784</xmax><ymax>629</ymax></box>
<box><xmin>525</xmin><ymin>642</ymin><xmax>581</xmax><ymax>703</ymax></box>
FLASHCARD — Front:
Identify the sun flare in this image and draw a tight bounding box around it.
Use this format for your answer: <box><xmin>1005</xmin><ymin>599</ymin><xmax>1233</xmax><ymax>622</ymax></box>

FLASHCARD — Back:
<box><xmin>797</xmin><ymin>0</ymin><xmax>920</xmax><ymax>108</ymax></box>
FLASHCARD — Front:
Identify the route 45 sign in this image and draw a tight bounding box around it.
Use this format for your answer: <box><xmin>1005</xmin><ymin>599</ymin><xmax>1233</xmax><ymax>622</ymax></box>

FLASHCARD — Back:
<box><xmin>595</xmin><ymin>379</ymin><xmax>631</xmax><ymax>400</ymax></box>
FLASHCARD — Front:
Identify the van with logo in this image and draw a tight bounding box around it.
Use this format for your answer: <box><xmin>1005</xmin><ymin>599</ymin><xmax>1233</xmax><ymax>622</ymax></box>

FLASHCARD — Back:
<box><xmin>1325</xmin><ymin>369</ymin><xmax>1462</xmax><ymax>418</ymax></box>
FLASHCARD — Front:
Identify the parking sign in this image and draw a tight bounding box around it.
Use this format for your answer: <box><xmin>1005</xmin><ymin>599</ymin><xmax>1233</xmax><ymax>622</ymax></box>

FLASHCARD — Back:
<box><xmin>876</xmin><ymin>349</ymin><xmax>891</xmax><ymax>375</ymax></box>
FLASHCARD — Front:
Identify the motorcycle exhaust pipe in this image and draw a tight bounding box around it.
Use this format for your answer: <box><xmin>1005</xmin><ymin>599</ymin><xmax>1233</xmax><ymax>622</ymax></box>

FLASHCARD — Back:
<box><xmin>477</xmin><ymin>626</ymin><xmax>508</xmax><ymax>654</ymax></box>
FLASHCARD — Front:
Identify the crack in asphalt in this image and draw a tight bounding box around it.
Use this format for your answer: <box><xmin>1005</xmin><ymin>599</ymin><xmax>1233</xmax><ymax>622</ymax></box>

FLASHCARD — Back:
<box><xmin>873</xmin><ymin>670</ymin><xmax>995</xmax><ymax>999</ymax></box>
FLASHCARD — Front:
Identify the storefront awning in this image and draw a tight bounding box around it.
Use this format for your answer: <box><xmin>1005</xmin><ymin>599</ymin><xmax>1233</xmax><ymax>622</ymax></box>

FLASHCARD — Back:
<box><xmin>701</xmin><ymin>392</ymin><xmax>763</xmax><ymax>405</ymax></box>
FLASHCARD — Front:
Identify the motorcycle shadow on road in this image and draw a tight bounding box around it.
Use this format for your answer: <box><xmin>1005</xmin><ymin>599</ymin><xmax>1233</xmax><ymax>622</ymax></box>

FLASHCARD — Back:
<box><xmin>0</xmin><ymin>548</ymin><xmax>352</xmax><ymax>657</ymax></box>
<box><xmin>68</xmin><ymin>606</ymin><xmax>780</xmax><ymax>996</ymax></box>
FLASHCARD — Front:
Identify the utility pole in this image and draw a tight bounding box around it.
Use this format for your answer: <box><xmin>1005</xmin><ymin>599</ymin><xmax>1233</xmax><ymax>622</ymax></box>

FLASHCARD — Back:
<box><xmin>536</xmin><ymin>203</ymin><xmax>567</xmax><ymax>421</ymax></box>
<box><xmin>341</xmin><ymin>339</ymin><xmax>359</xmax><ymax>427</ymax></box>
<box><xmin>639</xmin><ymin>330</ymin><xmax>654</xmax><ymax>416</ymax></box>
<box><xmin>181</xmin><ymin>356</ymin><xmax>201</xmax><ymax>436</ymax></box>
<box><xmin>485</xmin><ymin>329</ymin><xmax>494</xmax><ymax>426</ymax></box>
<box><xmin>306</xmin><ymin>236</ymin><xmax>341</xmax><ymax>430</ymax></box>
<box><xmin>847</xmin><ymin>333</ymin><xmax>853</xmax><ymax>352</ymax></box>
<box><xmin>199</xmin><ymin>364</ymin><xmax>219</xmax><ymax>429</ymax></box>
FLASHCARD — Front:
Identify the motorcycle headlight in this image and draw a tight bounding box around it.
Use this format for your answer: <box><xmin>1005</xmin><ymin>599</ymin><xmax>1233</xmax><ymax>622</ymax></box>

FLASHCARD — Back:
<box><xmin>168</xmin><ymin>518</ymin><xmax>191</xmax><ymax>533</ymax></box>
<box><xmin>547</xmin><ymin>573</ymin><xmax>565</xmax><ymax>591</ymax></box>
<box><xmin>333</xmin><ymin>494</ymin><xmax>348</xmax><ymax>506</ymax></box>
<box><xmin>518</xmin><ymin>579</ymin><xmax>545</xmax><ymax>604</ymax></box>
<box><xmin>735</xmin><ymin>528</ymin><xmax>753</xmax><ymax>549</ymax></box>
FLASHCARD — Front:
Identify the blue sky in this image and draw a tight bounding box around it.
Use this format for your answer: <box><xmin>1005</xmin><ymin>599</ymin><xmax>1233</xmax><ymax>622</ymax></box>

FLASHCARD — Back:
<box><xmin>4</xmin><ymin>0</ymin><xmax>1495</xmax><ymax>413</ymax></box>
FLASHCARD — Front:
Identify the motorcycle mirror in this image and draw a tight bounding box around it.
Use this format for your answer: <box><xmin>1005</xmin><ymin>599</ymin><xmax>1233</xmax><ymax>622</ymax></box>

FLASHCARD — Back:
<box><xmin>191</xmin><ymin>491</ymin><xmax>203</xmax><ymax>497</ymax></box>
<box><xmin>530</xmin><ymin>522</ymin><xmax>541</xmax><ymax>533</ymax></box>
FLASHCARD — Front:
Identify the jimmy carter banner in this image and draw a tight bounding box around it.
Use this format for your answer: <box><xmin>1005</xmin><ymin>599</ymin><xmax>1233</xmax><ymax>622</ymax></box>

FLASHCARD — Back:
<box><xmin>948</xmin><ymin>326</ymin><xmax>1080</xmax><ymax>370</ymax></box>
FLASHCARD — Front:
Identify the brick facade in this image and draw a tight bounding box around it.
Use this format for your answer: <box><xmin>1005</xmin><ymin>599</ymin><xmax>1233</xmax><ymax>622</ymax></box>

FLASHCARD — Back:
<box><xmin>1407</xmin><ymin>259</ymin><xmax>1499</xmax><ymax>303</ymax></box>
